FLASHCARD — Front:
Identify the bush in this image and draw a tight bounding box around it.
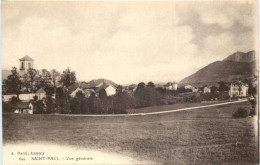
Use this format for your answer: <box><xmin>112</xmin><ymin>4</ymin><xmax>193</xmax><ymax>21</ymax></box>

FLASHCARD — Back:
<box><xmin>249</xmin><ymin>99</ymin><xmax>257</xmax><ymax>116</ymax></box>
<box><xmin>232</xmin><ymin>108</ymin><xmax>249</xmax><ymax>118</ymax></box>
<box><xmin>249</xmin><ymin>108</ymin><xmax>257</xmax><ymax>116</ymax></box>
<box><xmin>10</xmin><ymin>96</ymin><xmax>20</xmax><ymax>104</ymax></box>
<box><xmin>2</xmin><ymin>102</ymin><xmax>12</xmax><ymax>112</ymax></box>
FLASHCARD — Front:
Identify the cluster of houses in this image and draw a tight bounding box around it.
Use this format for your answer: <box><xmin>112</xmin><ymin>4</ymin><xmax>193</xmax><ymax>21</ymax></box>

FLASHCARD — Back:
<box><xmin>164</xmin><ymin>82</ymin><xmax>178</xmax><ymax>90</ymax></box>
<box><xmin>159</xmin><ymin>82</ymin><xmax>211</xmax><ymax>94</ymax></box>
<box><xmin>181</xmin><ymin>82</ymin><xmax>249</xmax><ymax>97</ymax></box>
<box><xmin>2</xmin><ymin>55</ymin><xmax>252</xmax><ymax>114</ymax></box>
<box><xmin>2</xmin><ymin>55</ymin><xmax>119</xmax><ymax>114</ymax></box>
<box><xmin>159</xmin><ymin>81</ymin><xmax>249</xmax><ymax>98</ymax></box>
<box><xmin>2</xmin><ymin>88</ymin><xmax>47</xmax><ymax>102</ymax></box>
<box><xmin>64</xmin><ymin>81</ymin><xmax>117</xmax><ymax>98</ymax></box>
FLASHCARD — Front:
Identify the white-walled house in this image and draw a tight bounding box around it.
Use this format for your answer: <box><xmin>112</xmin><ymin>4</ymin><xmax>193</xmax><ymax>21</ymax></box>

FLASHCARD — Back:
<box><xmin>173</xmin><ymin>83</ymin><xmax>178</xmax><ymax>90</ymax></box>
<box><xmin>192</xmin><ymin>87</ymin><xmax>199</xmax><ymax>93</ymax></box>
<box><xmin>102</xmin><ymin>85</ymin><xmax>117</xmax><ymax>96</ymax></box>
<box><xmin>165</xmin><ymin>82</ymin><xmax>178</xmax><ymax>91</ymax></box>
<box><xmin>36</xmin><ymin>88</ymin><xmax>46</xmax><ymax>100</ymax></box>
<box><xmin>184</xmin><ymin>85</ymin><xmax>194</xmax><ymax>90</ymax></box>
<box><xmin>70</xmin><ymin>87</ymin><xmax>84</xmax><ymax>98</ymax></box>
<box><xmin>14</xmin><ymin>102</ymin><xmax>34</xmax><ymax>114</ymax></box>
<box><xmin>3</xmin><ymin>93</ymin><xmax>36</xmax><ymax>102</ymax></box>
<box><xmin>3</xmin><ymin>88</ymin><xmax>46</xmax><ymax>102</ymax></box>
<box><xmin>184</xmin><ymin>85</ymin><xmax>198</xmax><ymax>92</ymax></box>
<box><xmin>229</xmin><ymin>82</ymin><xmax>248</xmax><ymax>97</ymax></box>
<box><xmin>2</xmin><ymin>94</ymin><xmax>17</xmax><ymax>102</ymax></box>
<box><xmin>95</xmin><ymin>84</ymin><xmax>116</xmax><ymax>96</ymax></box>
<box><xmin>203</xmin><ymin>86</ymin><xmax>211</xmax><ymax>93</ymax></box>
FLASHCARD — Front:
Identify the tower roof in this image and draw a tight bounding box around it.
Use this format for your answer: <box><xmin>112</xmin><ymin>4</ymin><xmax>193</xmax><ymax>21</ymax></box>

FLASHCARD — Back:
<box><xmin>19</xmin><ymin>55</ymin><xmax>34</xmax><ymax>61</ymax></box>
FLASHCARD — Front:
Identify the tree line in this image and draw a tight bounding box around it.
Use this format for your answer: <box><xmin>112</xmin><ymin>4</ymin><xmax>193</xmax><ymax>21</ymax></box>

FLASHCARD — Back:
<box><xmin>52</xmin><ymin>81</ymin><xmax>163</xmax><ymax>114</ymax></box>
<box><xmin>3</xmin><ymin>67</ymin><xmax>76</xmax><ymax>96</ymax></box>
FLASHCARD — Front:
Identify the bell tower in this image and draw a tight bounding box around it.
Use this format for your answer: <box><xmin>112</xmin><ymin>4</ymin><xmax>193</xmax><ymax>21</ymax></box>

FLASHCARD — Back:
<box><xmin>19</xmin><ymin>55</ymin><xmax>34</xmax><ymax>74</ymax></box>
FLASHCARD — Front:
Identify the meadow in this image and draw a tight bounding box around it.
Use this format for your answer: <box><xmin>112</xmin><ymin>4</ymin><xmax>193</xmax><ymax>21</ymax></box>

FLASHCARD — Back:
<box><xmin>3</xmin><ymin>101</ymin><xmax>258</xmax><ymax>164</ymax></box>
<box><xmin>127</xmin><ymin>100</ymin><xmax>229</xmax><ymax>114</ymax></box>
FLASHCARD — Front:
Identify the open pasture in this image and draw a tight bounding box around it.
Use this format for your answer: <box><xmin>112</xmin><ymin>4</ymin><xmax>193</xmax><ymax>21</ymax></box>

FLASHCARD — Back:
<box><xmin>3</xmin><ymin>101</ymin><xmax>258</xmax><ymax>164</ymax></box>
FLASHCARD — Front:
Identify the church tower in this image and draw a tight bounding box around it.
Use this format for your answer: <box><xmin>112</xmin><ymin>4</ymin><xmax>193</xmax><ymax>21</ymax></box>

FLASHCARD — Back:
<box><xmin>19</xmin><ymin>55</ymin><xmax>34</xmax><ymax>74</ymax></box>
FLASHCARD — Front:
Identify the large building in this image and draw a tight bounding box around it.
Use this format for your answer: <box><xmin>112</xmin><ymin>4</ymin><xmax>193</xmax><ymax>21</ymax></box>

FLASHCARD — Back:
<box><xmin>184</xmin><ymin>84</ymin><xmax>198</xmax><ymax>92</ymax></box>
<box><xmin>19</xmin><ymin>55</ymin><xmax>34</xmax><ymax>75</ymax></box>
<box><xmin>229</xmin><ymin>81</ymin><xmax>248</xmax><ymax>98</ymax></box>
<box><xmin>165</xmin><ymin>82</ymin><xmax>178</xmax><ymax>90</ymax></box>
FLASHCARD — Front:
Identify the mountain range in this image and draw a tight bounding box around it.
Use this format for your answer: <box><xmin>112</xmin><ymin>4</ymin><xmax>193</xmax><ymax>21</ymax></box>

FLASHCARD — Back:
<box><xmin>179</xmin><ymin>50</ymin><xmax>257</xmax><ymax>86</ymax></box>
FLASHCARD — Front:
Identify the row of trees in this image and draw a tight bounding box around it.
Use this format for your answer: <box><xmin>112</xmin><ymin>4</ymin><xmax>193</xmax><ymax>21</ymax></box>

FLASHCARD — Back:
<box><xmin>44</xmin><ymin>81</ymin><xmax>164</xmax><ymax>114</ymax></box>
<box><xmin>53</xmin><ymin>87</ymin><xmax>134</xmax><ymax>114</ymax></box>
<box><xmin>3</xmin><ymin>67</ymin><xmax>77</xmax><ymax>97</ymax></box>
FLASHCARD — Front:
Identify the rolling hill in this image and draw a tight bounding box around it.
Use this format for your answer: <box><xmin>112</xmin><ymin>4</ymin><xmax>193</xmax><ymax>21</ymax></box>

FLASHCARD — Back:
<box><xmin>87</xmin><ymin>78</ymin><xmax>118</xmax><ymax>87</ymax></box>
<box><xmin>180</xmin><ymin>51</ymin><xmax>257</xmax><ymax>86</ymax></box>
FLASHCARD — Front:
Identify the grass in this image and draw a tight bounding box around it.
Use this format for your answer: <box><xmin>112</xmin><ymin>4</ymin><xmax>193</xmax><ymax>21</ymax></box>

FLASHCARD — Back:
<box><xmin>127</xmin><ymin>100</ymin><xmax>230</xmax><ymax>114</ymax></box>
<box><xmin>3</xmin><ymin>101</ymin><xmax>258</xmax><ymax>164</ymax></box>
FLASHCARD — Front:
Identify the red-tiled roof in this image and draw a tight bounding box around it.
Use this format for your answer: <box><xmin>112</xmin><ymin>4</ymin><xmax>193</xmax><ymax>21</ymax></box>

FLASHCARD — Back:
<box><xmin>19</xmin><ymin>55</ymin><xmax>34</xmax><ymax>61</ymax></box>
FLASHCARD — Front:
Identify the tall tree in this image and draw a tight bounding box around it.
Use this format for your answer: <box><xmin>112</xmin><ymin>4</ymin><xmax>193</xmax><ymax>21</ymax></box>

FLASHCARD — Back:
<box><xmin>218</xmin><ymin>81</ymin><xmax>229</xmax><ymax>91</ymax></box>
<box><xmin>5</xmin><ymin>67</ymin><xmax>22</xmax><ymax>97</ymax></box>
<box><xmin>28</xmin><ymin>68</ymin><xmax>37</xmax><ymax>92</ymax></box>
<box><xmin>137</xmin><ymin>82</ymin><xmax>146</xmax><ymax>90</ymax></box>
<box><xmin>46</xmin><ymin>96</ymin><xmax>55</xmax><ymax>114</ymax></box>
<box><xmin>147</xmin><ymin>81</ymin><xmax>155</xmax><ymax>88</ymax></box>
<box><xmin>61</xmin><ymin>68</ymin><xmax>76</xmax><ymax>87</ymax></box>
<box><xmin>50</xmin><ymin>69</ymin><xmax>60</xmax><ymax>88</ymax></box>
<box><xmin>210</xmin><ymin>86</ymin><xmax>217</xmax><ymax>94</ymax></box>
<box><xmin>37</xmin><ymin>69</ymin><xmax>52</xmax><ymax>89</ymax></box>
<box><xmin>22</xmin><ymin>73</ymin><xmax>30</xmax><ymax>92</ymax></box>
<box><xmin>70</xmin><ymin>91</ymin><xmax>85</xmax><ymax>114</ymax></box>
<box><xmin>248</xmin><ymin>82</ymin><xmax>257</xmax><ymax>96</ymax></box>
<box><xmin>116</xmin><ymin>85</ymin><xmax>123</xmax><ymax>94</ymax></box>
<box><xmin>41</xmin><ymin>69</ymin><xmax>51</xmax><ymax>84</ymax></box>
<box><xmin>99</xmin><ymin>88</ymin><xmax>107</xmax><ymax>101</ymax></box>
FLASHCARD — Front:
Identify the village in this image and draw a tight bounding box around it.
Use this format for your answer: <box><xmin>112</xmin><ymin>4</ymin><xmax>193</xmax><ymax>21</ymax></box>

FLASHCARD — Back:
<box><xmin>2</xmin><ymin>1</ymin><xmax>258</xmax><ymax>164</ymax></box>
<box><xmin>2</xmin><ymin>55</ymin><xmax>257</xmax><ymax>114</ymax></box>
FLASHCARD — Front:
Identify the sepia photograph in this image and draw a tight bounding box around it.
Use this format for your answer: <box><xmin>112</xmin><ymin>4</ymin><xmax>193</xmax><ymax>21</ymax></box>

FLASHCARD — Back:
<box><xmin>1</xmin><ymin>0</ymin><xmax>259</xmax><ymax>164</ymax></box>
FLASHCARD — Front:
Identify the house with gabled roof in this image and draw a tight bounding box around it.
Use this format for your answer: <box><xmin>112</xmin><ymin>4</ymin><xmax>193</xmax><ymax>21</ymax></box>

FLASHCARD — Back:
<box><xmin>203</xmin><ymin>86</ymin><xmax>211</xmax><ymax>93</ymax></box>
<box><xmin>229</xmin><ymin>81</ymin><xmax>248</xmax><ymax>97</ymax></box>
<box><xmin>164</xmin><ymin>82</ymin><xmax>178</xmax><ymax>91</ymax></box>
<box><xmin>95</xmin><ymin>84</ymin><xmax>116</xmax><ymax>96</ymax></box>
<box><xmin>14</xmin><ymin>101</ymin><xmax>34</xmax><ymax>114</ymax></box>
<box><xmin>36</xmin><ymin>88</ymin><xmax>46</xmax><ymax>100</ymax></box>
<box><xmin>70</xmin><ymin>87</ymin><xmax>84</xmax><ymax>98</ymax></box>
<box><xmin>185</xmin><ymin>84</ymin><xmax>198</xmax><ymax>93</ymax></box>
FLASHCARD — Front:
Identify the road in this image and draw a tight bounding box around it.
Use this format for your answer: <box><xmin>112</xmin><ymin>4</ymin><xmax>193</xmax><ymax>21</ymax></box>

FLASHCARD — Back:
<box><xmin>51</xmin><ymin>99</ymin><xmax>248</xmax><ymax>117</ymax></box>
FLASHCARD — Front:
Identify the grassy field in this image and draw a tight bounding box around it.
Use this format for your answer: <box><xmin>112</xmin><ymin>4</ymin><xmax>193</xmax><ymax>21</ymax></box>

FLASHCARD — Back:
<box><xmin>3</xmin><ymin>101</ymin><xmax>258</xmax><ymax>164</ymax></box>
<box><xmin>127</xmin><ymin>100</ymin><xmax>230</xmax><ymax>114</ymax></box>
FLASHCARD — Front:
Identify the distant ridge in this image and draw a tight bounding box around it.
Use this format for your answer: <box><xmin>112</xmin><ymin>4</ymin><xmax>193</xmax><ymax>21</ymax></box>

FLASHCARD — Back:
<box><xmin>180</xmin><ymin>51</ymin><xmax>257</xmax><ymax>86</ymax></box>
<box><xmin>87</xmin><ymin>78</ymin><xmax>118</xmax><ymax>87</ymax></box>
<box><xmin>223</xmin><ymin>50</ymin><xmax>256</xmax><ymax>63</ymax></box>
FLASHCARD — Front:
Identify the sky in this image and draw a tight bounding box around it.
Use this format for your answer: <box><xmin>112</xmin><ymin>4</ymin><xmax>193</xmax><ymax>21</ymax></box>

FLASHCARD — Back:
<box><xmin>1</xmin><ymin>1</ymin><xmax>258</xmax><ymax>85</ymax></box>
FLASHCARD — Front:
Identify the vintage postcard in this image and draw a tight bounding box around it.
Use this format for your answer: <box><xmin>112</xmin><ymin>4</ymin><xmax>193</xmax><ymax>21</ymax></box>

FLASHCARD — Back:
<box><xmin>1</xmin><ymin>0</ymin><xmax>258</xmax><ymax>164</ymax></box>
